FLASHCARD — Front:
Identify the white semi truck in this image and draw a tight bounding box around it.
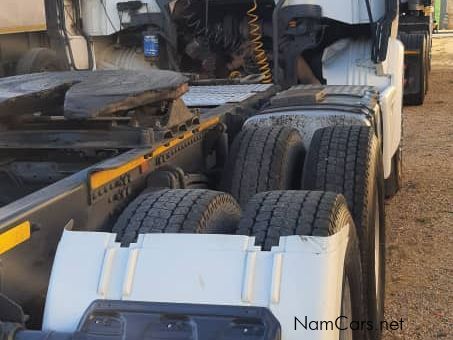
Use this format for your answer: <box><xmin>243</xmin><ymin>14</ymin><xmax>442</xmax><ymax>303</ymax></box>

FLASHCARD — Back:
<box><xmin>0</xmin><ymin>1</ymin><xmax>404</xmax><ymax>339</ymax></box>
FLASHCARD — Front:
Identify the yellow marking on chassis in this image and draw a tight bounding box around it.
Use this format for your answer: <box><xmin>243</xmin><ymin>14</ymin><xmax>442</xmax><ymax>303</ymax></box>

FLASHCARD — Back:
<box><xmin>0</xmin><ymin>221</ymin><xmax>31</xmax><ymax>255</ymax></box>
<box><xmin>89</xmin><ymin>157</ymin><xmax>146</xmax><ymax>190</ymax></box>
<box><xmin>89</xmin><ymin>117</ymin><xmax>221</xmax><ymax>189</ymax></box>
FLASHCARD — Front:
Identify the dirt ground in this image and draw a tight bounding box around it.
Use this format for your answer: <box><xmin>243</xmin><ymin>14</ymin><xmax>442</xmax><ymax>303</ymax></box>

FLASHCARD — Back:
<box><xmin>382</xmin><ymin>36</ymin><xmax>453</xmax><ymax>339</ymax></box>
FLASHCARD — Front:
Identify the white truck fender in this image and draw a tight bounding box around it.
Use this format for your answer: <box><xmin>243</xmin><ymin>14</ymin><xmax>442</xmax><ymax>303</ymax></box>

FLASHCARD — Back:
<box><xmin>43</xmin><ymin>227</ymin><xmax>351</xmax><ymax>339</ymax></box>
<box><xmin>245</xmin><ymin>37</ymin><xmax>403</xmax><ymax>179</ymax></box>
<box><xmin>322</xmin><ymin>37</ymin><xmax>404</xmax><ymax>178</ymax></box>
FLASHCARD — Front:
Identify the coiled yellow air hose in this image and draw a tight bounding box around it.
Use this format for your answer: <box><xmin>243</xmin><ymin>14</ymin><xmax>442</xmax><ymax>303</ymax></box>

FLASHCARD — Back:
<box><xmin>247</xmin><ymin>0</ymin><xmax>273</xmax><ymax>83</ymax></box>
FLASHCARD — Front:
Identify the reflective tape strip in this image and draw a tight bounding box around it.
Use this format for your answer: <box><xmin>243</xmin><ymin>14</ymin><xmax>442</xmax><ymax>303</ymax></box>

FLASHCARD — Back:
<box><xmin>0</xmin><ymin>221</ymin><xmax>31</xmax><ymax>255</ymax></box>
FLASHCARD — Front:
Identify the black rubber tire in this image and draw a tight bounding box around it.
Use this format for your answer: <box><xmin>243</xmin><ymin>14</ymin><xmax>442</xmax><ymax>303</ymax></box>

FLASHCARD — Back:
<box><xmin>221</xmin><ymin>126</ymin><xmax>304</xmax><ymax>207</ymax></box>
<box><xmin>340</xmin><ymin>242</ymin><xmax>366</xmax><ymax>340</ymax></box>
<box><xmin>419</xmin><ymin>35</ymin><xmax>427</xmax><ymax>104</ymax></box>
<box><xmin>16</xmin><ymin>48</ymin><xmax>65</xmax><ymax>75</ymax></box>
<box><xmin>113</xmin><ymin>189</ymin><xmax>241</xmax><ymax>245</ymax></box>
<box><xmin>238</xmin><ymin>190</ymin><xmax>350</xmax><ymax>247</ymax></box>
<box><xmin>238</xmin><ymin>190</ymin><xmax>366</xmax><ymax>340</ymax></box>
<box><xmin>425</xmin><ymin>31</ymin><xmax>432</xmax><ymax>73</ymax></box>
<box><xmin>424</xmin><ymin>34</ymin><xmax>430</xmax><ymax>95</ymax></box>
<box><xmin>301</xmin><ymin>126</ymin><xmax>385</xmax><ymax>340</ymax></box>
<box><xmin>384</xmin><ymin>146</ymin><xmax>403</xmax><ymax>198</ymax></box>
<box><xmin>402</xmin><ymin>33</ymin><xmax>427</xmax><ymax>106</ymax></box>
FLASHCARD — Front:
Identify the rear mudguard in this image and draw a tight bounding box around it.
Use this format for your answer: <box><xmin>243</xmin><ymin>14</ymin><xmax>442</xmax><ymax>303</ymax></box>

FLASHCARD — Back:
<box><xmin>43</xmin><ymin>228</ymin><xmax>351</xmax><ymax>339</ymax></box>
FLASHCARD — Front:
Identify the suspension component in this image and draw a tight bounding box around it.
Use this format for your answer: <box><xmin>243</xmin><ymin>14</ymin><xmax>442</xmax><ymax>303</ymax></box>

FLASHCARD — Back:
<box><xmin>181</xmin><ymin>0</ymin><xmax>243</xmax><ymax>52</ymax></box>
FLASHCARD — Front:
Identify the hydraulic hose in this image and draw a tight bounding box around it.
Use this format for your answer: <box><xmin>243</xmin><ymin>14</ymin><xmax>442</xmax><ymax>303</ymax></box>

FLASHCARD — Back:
<box><xmin>247</xmin><ymin>0</ymin><xmax>272</xmax><ymax>83</ymax></box>
<box><xmin>272</xmin><ymin>0</ymin><xmax>286</xmax><ymax>85</ymax></box>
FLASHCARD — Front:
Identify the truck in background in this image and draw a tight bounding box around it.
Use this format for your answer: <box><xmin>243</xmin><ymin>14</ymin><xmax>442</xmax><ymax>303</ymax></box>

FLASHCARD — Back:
<box><xmin>399</xmin><ymin>0</ymin><xmax>434</xmax><ymax>105</ymax></box>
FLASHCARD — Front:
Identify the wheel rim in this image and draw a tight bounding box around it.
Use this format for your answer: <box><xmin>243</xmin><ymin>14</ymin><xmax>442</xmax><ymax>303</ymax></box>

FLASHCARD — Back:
<box><xmin>374</xmin><ymin>191</ymin><xmax>381</xmax><ymax>310</ymax></box>
<box><xmin>340</xmin><ymin>276</ymin><xmax>353</xmax><ymax>340</ymax></box>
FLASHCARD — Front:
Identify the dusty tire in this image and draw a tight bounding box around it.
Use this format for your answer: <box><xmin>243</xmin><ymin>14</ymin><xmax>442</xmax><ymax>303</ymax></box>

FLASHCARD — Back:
<box><xmin>238</xmin><ymin>190</ymin><xmax>366</xmax><ymax>340</ymax></box>
<box><xmin>301</xmin><ymin>126</ymin><xmax>385</xmax><ymax>339</ymax></box>
<box><xmin>238</xmin><ymin>190</ymin><xmax>350</xmax><ymax>247</ymax></box>
<box><xmin>385</xmin><ymin>146</ymin><xmax>403</xmax><ymax>198</ymax></box>
<box><xmin>418</xmin><ymin>36</ymin><xmax>427</xmax><ymax>105</ymax></box>
<box><xmin>401</xmin><ymin>33</ymin><xmax>427</xmax><ymax>106</ymax></box>
<box><xmin>113</xmin><ymin>189</ymin><xmax>241</xmax><ymax>245</ymax></box>
<box><xmin>221</xmin><ymin>126</ymin><xmax>304</xmax><ymax>207</ymax></box>
<box><xmin>340</xmin><ymin>241</ymin><xmax>366</xmax><ymax>340</ymax></box>
<box><xmin>16</xmin><ymin>48</ymin><xmax>65</xmax><ymax>75</ymax></box>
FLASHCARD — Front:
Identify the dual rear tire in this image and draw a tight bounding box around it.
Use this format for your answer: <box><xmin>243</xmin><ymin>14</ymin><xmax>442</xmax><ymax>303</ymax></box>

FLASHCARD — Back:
<box><xmin>114</xmin><ymin>188</ymin><xmax>366</xmax><ymax>340</ymax></box>
<box><xmin>223</xmin><ymin>125</ymin><xmax>385</xmax><ymax>339</ymax></box>
<box><xmin>221</xmin><ymin>126</ymin><xmax>304</xmax><ymax>207</ymax></box>
<box><xmin>112</xmin><ymin>189</ymin><xmax>241</xmax><ymax>245</ymax></box>
<box><xmin>113</xmin><ymin>124</ymin><xmax>384</xmax><ymax>340</ymax></box>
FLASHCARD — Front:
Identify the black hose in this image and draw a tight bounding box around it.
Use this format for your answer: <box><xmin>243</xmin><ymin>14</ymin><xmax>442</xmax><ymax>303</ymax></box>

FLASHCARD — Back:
<box><xmin>364</xmin><ymin>0</ymin><xmax>378</xmax><ymax>63</ymax></box>
<box><xmin>58</xmin><ymin>0</ymin><xmax>96</xmax><ymax>70</ymax></box>
<box><xmin>364</xmin><ymin>0</ymin><xmax>374</xmax><ymax>23</ymax></box>
<box><xmin>156</xmin><ymin>0</ymin><xmax>180</xmax><ymax>71</ymax></box>
<box><xmin>272</xmin><ymin>0</ymin><xmax>286</xmax><ymax>86</ymax></box>
<box><xmin>181</xmin><ymin>0</ymin><xmax>242</xmax><ymax>52</ymax></box>
<box><xmin>57</xmin><ymin>0</ymin><xmax>78</xmax><ymax>70</ymax></box>
<box><xmin>99</xmin><ymin>0</ymin><xmax>119</xmax><ymax>33</ymax></box>
<box><xmin>205</xmin><ymin>0</ymin><xmax>209</xmax><ymax>36</ymax></box>
<box><xmin>74</xmin><ymin>0</ymin><xmax>94</xmax><ymax>70</ymax></box>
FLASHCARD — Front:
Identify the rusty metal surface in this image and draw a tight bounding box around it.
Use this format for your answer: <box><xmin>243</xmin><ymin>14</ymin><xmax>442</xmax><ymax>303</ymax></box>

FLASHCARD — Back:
<box><xmin>0</xmin><ymin>70</ymin><xmax>188</xmax><ymax>119</ymax></box>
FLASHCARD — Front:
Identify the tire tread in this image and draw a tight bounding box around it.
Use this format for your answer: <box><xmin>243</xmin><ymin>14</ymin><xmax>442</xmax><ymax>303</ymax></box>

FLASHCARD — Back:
<box><xmin>113</xmin><ymin>189</ymin><xmax>241</xmax><ymax>245</ymax></box>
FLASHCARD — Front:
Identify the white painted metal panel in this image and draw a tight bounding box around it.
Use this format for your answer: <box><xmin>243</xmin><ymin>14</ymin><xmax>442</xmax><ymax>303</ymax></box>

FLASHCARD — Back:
<box><xmin>44</xmin><ymin>229</ymin><xmax>350</xmax><ymax>339</ymax></box>
<box><xmin>81</xmin><ymin>0</ymin><xmax>161</xmax><ymax>36</ymax></box>
<box><xmin>283</xmin><ymin>0</ymin><xmax>386</xmax><ymax>24</ymax></box>
<box><xmin>322</xmin><ymin>38</ymin><xmax>404</xmax><ymax>178</ymax></box>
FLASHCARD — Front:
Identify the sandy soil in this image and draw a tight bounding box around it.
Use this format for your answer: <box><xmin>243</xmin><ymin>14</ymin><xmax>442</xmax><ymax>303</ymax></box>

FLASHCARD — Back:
<box><xmin>382</xmin><ymin>36</ymin><xmax>453</xmax><ymax>339</ymax></box>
